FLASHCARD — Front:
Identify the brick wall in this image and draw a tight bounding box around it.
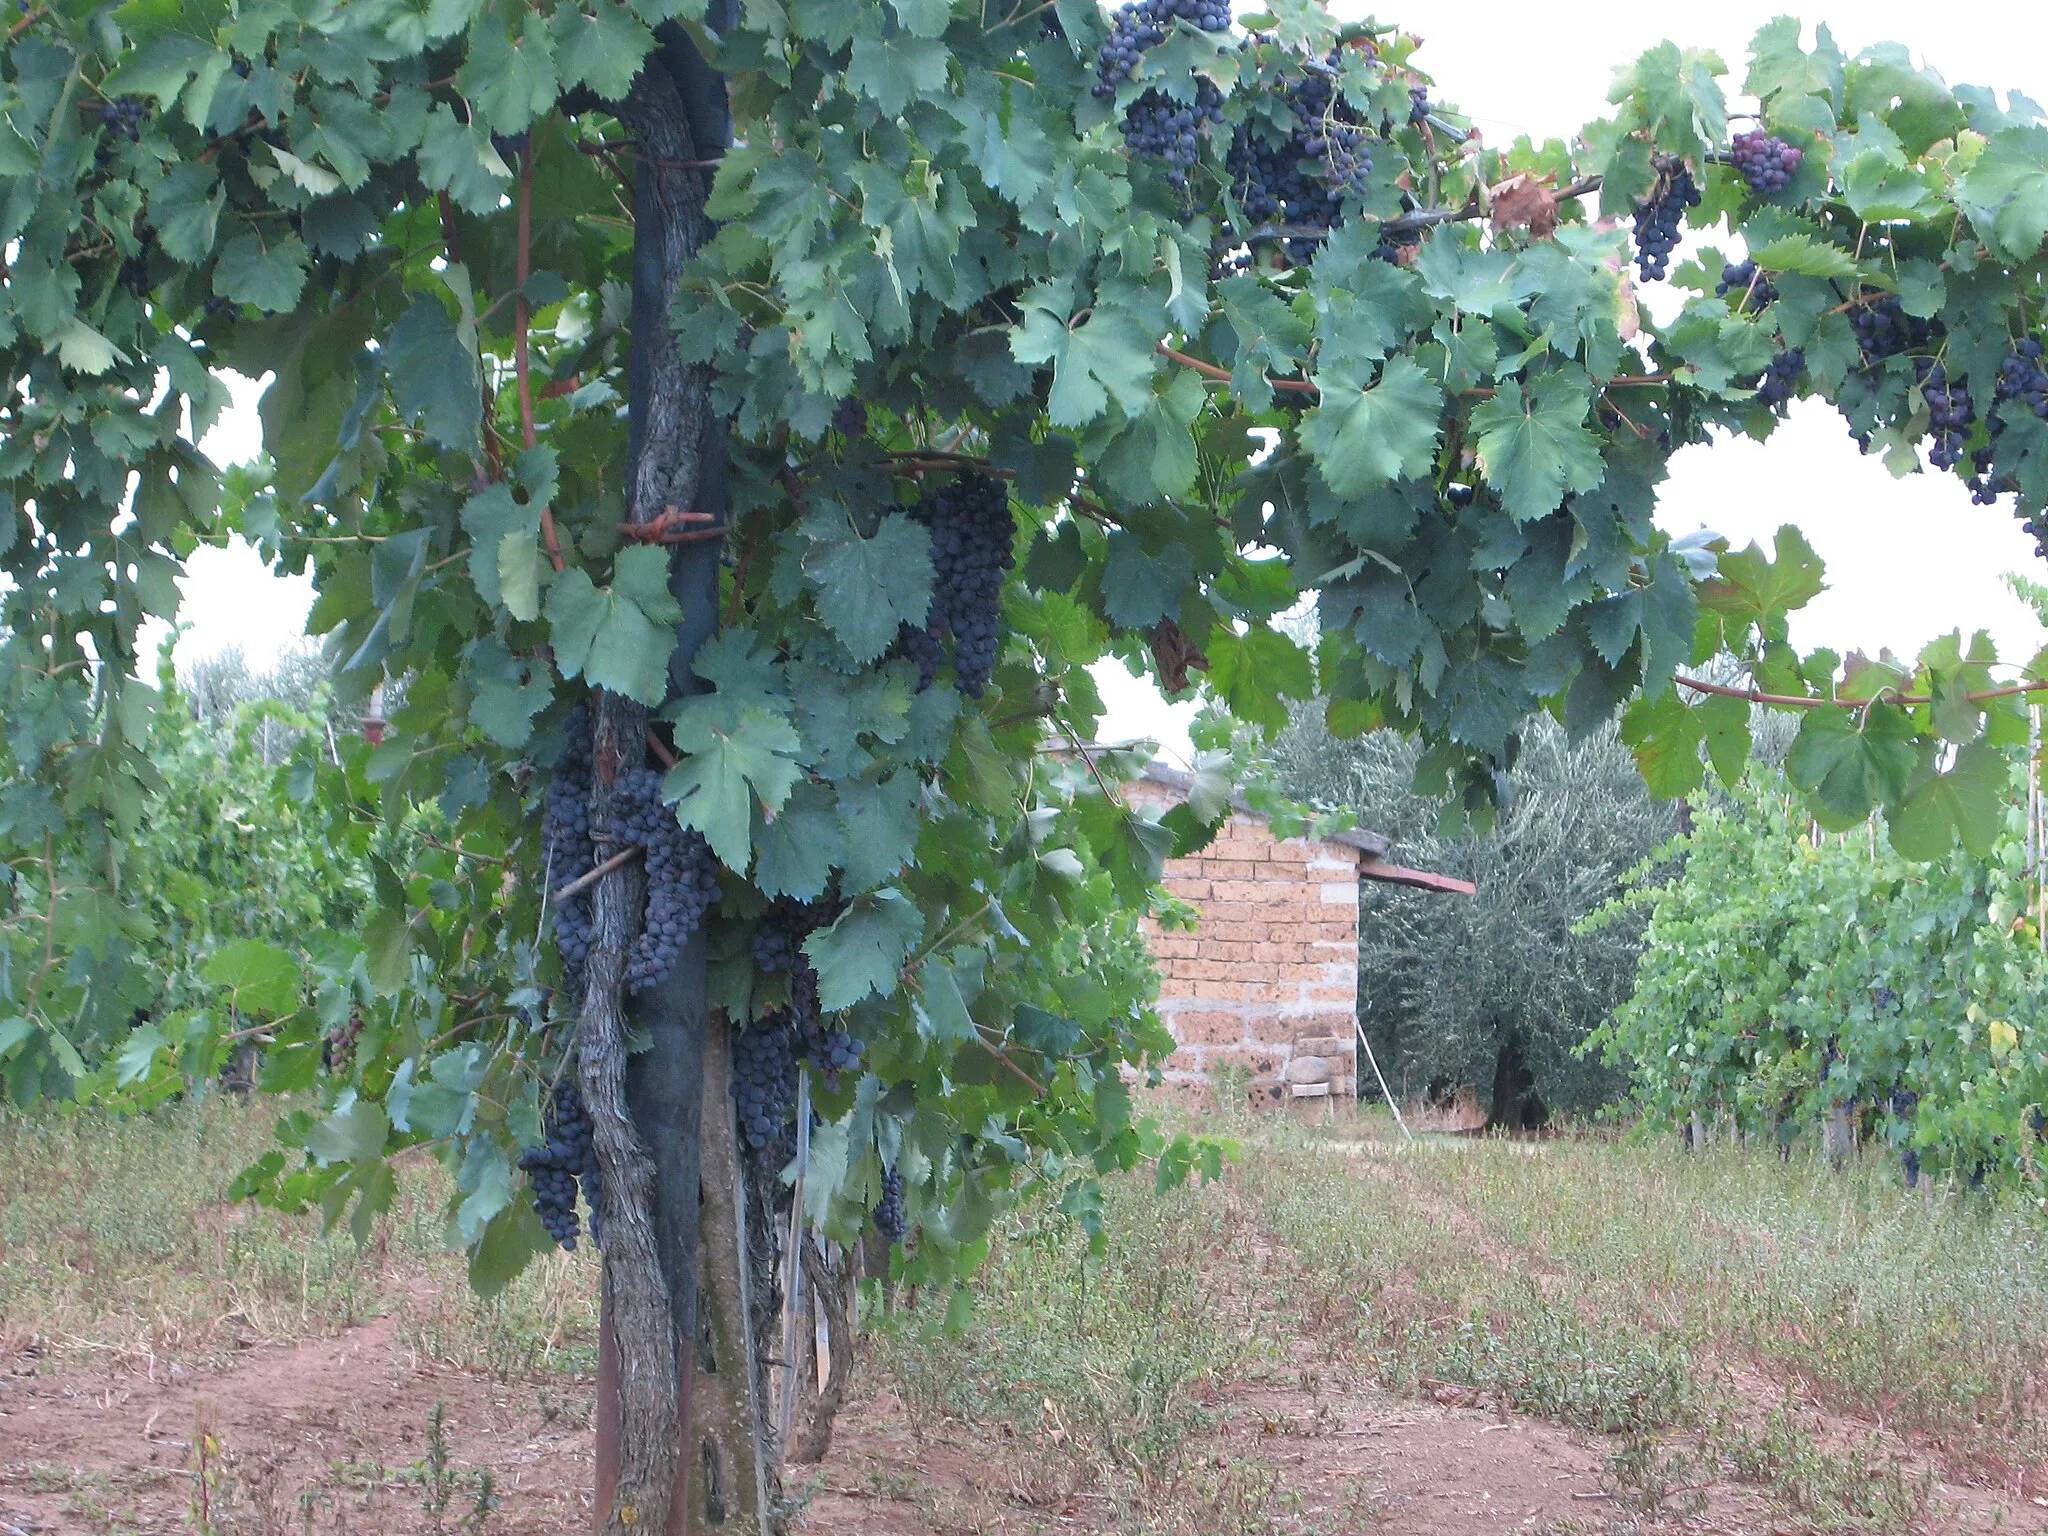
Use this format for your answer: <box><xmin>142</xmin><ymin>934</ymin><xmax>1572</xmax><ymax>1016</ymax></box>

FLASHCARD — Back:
<box><xmin>1127</xmin><ymin>781</ymin><xmax>1360</xmax><ymax>1108</ymax></box>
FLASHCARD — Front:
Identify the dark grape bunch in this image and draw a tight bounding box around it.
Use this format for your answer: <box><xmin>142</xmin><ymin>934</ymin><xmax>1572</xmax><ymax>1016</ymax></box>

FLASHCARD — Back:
<box><xmin>1849</xmin><ymin>292</ymin><xmax>1939</xmax><ymax>367</ymax></box>
<box><xmin>1092</xmin><ymin>0</ymin><xmax>1231</xmax><ymax>101</ymax></box>
<box><xmin>1226</xmin><ymin>54</ymin><xmax>1376</xmax><ymax>259</ymax></box>
<box><xmin>612</xmin><ymin>766</ymin><xmax>720</xmax><ymax>995</ymax></box>
<box><xmin>832</xmin><ymin>397</ymin><xmax>867</xmax><ymax>438</ymax></box>
<box><xmin>97</xmin><ymin>96</ymin><xmax>150</xmax><ymax>142</ymax></box>
<box><xmin>323</xmin><ymin>1013</ymin><xmax>364</xmax><ymax>1073</ymax></box>
<box><xmin>1915</xmin><ymin>361</ymin><xmax>1975</xmax><ymax>470</ymax></box>
<box><xmin>1716</xmin><ymin>259</ymin><xmax>1776</xmax><ymax>311</ymax></box>
<box><xmin>1729</xmin><ymin>130</ymin><xmax>1803</xmax><ymax>197</ymax></box>
<box><xmin>521</xmin><ymin>1075</ymin><xmax>599</xmax><ymax>1251</ymax></box>
<box><xmin>1753</xmin><ymin>348</ymin><xmax>1805</xmax><ymax>410</ymax></box>
<box><xmin>543</xmin><ymin>707</ymin><xmax>598</xmax><ymax>990</ymax></box>
<box><xmin>874</xmin><ymin>1166</ymin><xmax>906</xmax><ymax>1244</ymax></box>
<box><xmin>1968</xmin><ymin>339</ymin><xmax>2048</xmax><ymax>555</ymax></box>
<box><xmin>750</xmin><ymin>895</ymin><xmax>840</xmax><ymax>975</ymax></box>
<box><xmin>913</xmin><ymin>472</ymin><xmax>1015</xmax><ymax>698</ymax></box>
<box><xmin>1120</xmin><ymin>81</ymin><xmax>1225</xmax><ymax>188</ymax></box>
<box><xmin>1407</xmin><ymin>84</ymin><xmax>1430</xmax><ymax>124</ymax></box>
<box><xmin>1631</xmin><ymin>159</ymin><xmax>1700</xmax><ymax>283</ymax></box>
<box><xmin>732</xmin><ymin>1016</ymin><xmax>798</xmax><ymax>1153</ymax></box>
<box><xmin>893</xmin><ymin>621</ymin><xmax>946</xmax><ymax>691</ymax></box>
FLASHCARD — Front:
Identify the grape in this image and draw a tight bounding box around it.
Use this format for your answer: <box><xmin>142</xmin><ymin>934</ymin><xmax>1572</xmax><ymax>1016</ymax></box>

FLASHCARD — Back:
<box><xmin>96</xmin><ymin>96</ymin><xmax>150</xmax><ymax>143</ymax></box>
<box><xmin>1729</xmin><ymin>130</ymin><xmax>1803</xmax><ymax>197</ymax></box>
<box><xmin>1752</xmin><ymin>348</ymin><xmax>1804</xmax><ymax>410</ymax></box>
<box><xmin>832</xmin><ymin>397</ymin><xmax>868</xmax><ymax>438</ymax></box>
<box><xmin>1901</xmin><ymin>1148</ymin><xmax>1921</xmax><ymax>1188</ymax></box>
<box><xmin>914</xmin><ymin>472</ymin><xmax>1015</xmax><ymax>698</ymax></box>
<box><xmin>1849</xmin><ymin>292</ymin><xmax>1938</xmax><ymax>367</ymax></box>
<box><xmin>1119</xmin><ymin>81</ymin><xmax>1223</xmax><ymax>188</ymax></box>
<box><xmin>874</xmin><ymin>1166</ymin><xmax>906</xmax><ymax>1244</ymax></box>
<box><xmin>613</xmin><ymin>766</ymin><xmax>720</xmax><ymax>995</ymax></box>
<box><xmin>1715</xmin><ymin>259</ymin><xmax>1776</xmax><ymax>310</ymax></box>
<box><xmin>520</xmin><ymin>1074</ymin><xmax>598</xmax><ymax>1251</ymax></box>
<box><xmin>750</xmin><ymin>895</ymin><xmax>839</xmax><ymax>974</ymax></box>
<box><xmin>1969</xmin><ymin>338</ymin><xmax>2048</xmax><ymax>551</ymax></box>
<box><xmin>1407</xmin><ymin>84</ymin><xmax>1430</xmax><ymax>124</ymax></box>
<box><xmin>544</xmin><ymin>707</ymin><xmax>597</xmax><ymax>992</ymax></box>
<box><xmin>1226</xmin><ymin>54</ymin><xmax>1375</xmax><ymax>259</ymax></box>
<box><xmin>1916</xmin><ymin>360</ymin><xmax>1975</xmax><ymax>471</ymax></box>
<box><xmin>731</xmin><ymin>1015</ymin><xmax>798</xmax><ymax>1154</ymax></box>
<box><xmin>1631</xmin><ymin>161</ymin><xmax>1699</xmax><ymax>283</ymax></box>
<box><xmin>1092</xmin><ymin>0</ymin><xmax>1230</xmax><ymax>102</ymax></box>
<box><xmin>894</xmin><ymin>621</ymin><xmax>946</xmax><ymax>692</ymax></box>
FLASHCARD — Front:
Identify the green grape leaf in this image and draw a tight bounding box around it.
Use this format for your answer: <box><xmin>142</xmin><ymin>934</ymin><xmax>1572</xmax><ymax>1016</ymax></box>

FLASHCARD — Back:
<box><xmin>1470</xmin><ymin>372</ymin><xmax>1607</xmax><ymax>523</ymax></box>
<box><xmin>304</xmin><ymin>1099</ymin><xmax>391</xmax><ymax>1166</ymax></box>
<box><xmin>544</xmin><ymin>546</ymin><xmax>684</xmax><ymax>705</ymax></box>
<box><xmin>1784</xmin><ymin>704</ymin><xmax>1918</xmax><ymax>829</ymax></box>
<box><xmin>1954</xmin><ymin>124</ymin><xmax>2048</xmax><ymax>265</ymax></box>
<box><xmin>803</xmin><ymin>511</ymin><xmax>934</xmax><ymax>664</ymax></box>
<box><xmin>212</xmin><ymin>233</ymin><xmax>311</xmax><ymax>313</ymax></box>
<box><xmin>804</xmin><ymin>890</ymin><xmax>924</xmax><ymax>1009</ymax></box>
<box><xmin>1885</xmin><ymin>739</ymin><xmax>2010</xmax><ymax>859</ymax></box>
<box><xmin>386</xmin><ymin>295</ymin><xmax>483</xmax><ymax>454</ymax></box>
<box><xmin>551</xmin><ymin>0</ymin><xmax>656</xmax><ymax>99</ymax></box>
<box><xmin>1299</xmin><ymin>354</ymin><xmax>1444</xmax><ymax>499</ymax></box>
<box><xmin>664</xmin><ymin>699</ymin><xmax>804</xmax><ymax>871</ymax></box>
<box><xmin>203</xmin><ymin>938</ymin><xmax>303</xmax><ymax>1018</ymax></box>
<box><xmin>1012</xmin><ymin>304</ymin><xmax>1159</xmax><ymax>428</ymax></box>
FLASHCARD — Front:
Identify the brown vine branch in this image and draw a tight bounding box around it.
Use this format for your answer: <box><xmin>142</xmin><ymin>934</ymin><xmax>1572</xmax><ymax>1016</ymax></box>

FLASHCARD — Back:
<box><xmin>7</xmin><ymin>6</ymin><xmax>44</xmax><ymax>38</ymax></box>
<box><xmin>644</xmin><ymin>729</ymin><xmax>678</xmax><ymax>770</ymax></box>
<box><xmin>553</xmin><ymin>844</ymin><xmax>642</xmax><ymax>904</ymax></box>
<box><xmin>1675</xmin><ymin>673</ymin><xmax>2048</xmax><ymax>710</ymax></box>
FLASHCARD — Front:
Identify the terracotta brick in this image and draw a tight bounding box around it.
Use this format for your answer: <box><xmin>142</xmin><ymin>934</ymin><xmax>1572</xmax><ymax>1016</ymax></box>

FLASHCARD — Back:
<box><xmin>1159</xmin><ymin>978</ymin><xmax>1197</xmax><ymax>998</ymax></box>
<box><xmin>1305</xmin><ymin>983</ymin><xmax>1356</xmax><ymax>1002</ymax></box>
<box><xmin>1206</xmin><ymin>1048</ymin><xmax>1283</xmax><ymax>1078</ymax></box>
<box><xmin>1289</xmin><ymin>1013</ymin><xmax>1359</xmax><ymax>1039</ymax></box>
<box><xmin>1165</xmin><ymin>1048</ymin><xmax>1208</xmax><ymax>1074</ymax></box>
<box><xmin>1173</xmin><ymin>1011</ymin><xmax>1250</xmax><ymax>1046</ymax></box>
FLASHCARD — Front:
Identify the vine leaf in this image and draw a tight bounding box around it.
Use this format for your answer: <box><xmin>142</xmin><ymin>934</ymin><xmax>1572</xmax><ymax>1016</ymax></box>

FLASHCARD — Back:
<box><xmin>1954</xmin><ymin>124</ymin><xmax>2048</xmax><ymax>265</ymax></box>
<box><xmin>1011</xmin><ymin>304</ymin><xmax>1158</xmax><ymax>427</ymax></box>
<box><xmin>1300</xmin><ymin>354</ymin><xmax>1444</xmax><ymax>499</ymax></box>
<box><xmin>212</xmin><ymin>233</ymin><xmax>311</xmax><ymax>313</ymax></box>
<box><xmin>1470</xmin><ymin>372</ymin><xmax>1606</xmax><ymax>523</ymax></box>
<box><xmin>545</xmin><ymin>546</ymin><xmax>684</xmax><ymax>706</ymax></box>
<box><xmin>803</xmin><ymin>512</ymin><xmax>933</xmax><ymax>664</ymax></box>
<box><xmin>385</xmin><ymin>295</ymin><xmax>483</xmax><ymax>454</ymax></box>
<box><xmin>550</xmin><ymin>1</ymin><xmax>656</xmax><ymax>99</ymax></box>
<box><xmin>1785</xmin><ymin>704</ymin><xmax>1918</xmax><ymax>829</ymax></box>
<box><xmin>664</xmin><ymin>699</ymin><xmax>804</xmax><ymax>871</ymax></box>
<box><xmin>202</xmin><ymin>938</ymin><xmax>302</xmax><ymax>1017</ymax></box>
<box><xmin>1886</xmin><ymin>740</ymin><xmax>2008</xmax><ymax>859</ymax></box>
<box><xmin>804</xmin><ymin>890</ymin><xmax>924</xmax><ymax>1009</ymax></box>
<box><xmin>304</xmin><ymin>1100</ymin><xmax>390</xmax><ymax>1166</ymax></box>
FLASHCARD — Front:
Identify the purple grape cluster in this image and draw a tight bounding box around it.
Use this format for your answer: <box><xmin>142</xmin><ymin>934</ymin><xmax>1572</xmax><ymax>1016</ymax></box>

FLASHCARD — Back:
<box><xmin>612</xmin><ymin>767</ymin><xmax>720</xmax><ymax>995</ymax></box>
<box><xmin>544</xmin><ymin>707</ymin><xmax>597</xmax><ymax>990</ymax></box>
<box><xmin>750</xmin><ymin>895</ymin><xmax>840</xmax><ymax>974</ymax></box>
<box><xmin>894</xmin><ymin>621</ymin><xmax>946</xmax><ymax>692</ymax></box>
<box><xmin>1226</xmin><ymin>56</ymin><xmax>1375</xmax><ymax>255</ymax></box>
<box><xmin>1968</xmin><ymin>340</ymin><xmax>2048</xmax><ymax>554</ymax></box>
<box><xmin>1729</xmin><ymin>130</ymin><xmax>1803</xmax><ymax>196</ymax></box>
<box><xmin>1753</xmin><ymin>348</ymin><xmax>1805</xmax><ymax>410</ymax></box>
<box><xmin>1915</xmin><ymin>361</ymin><xmax>1975</xmax><ymax>470</ymax></box>
<box><xmin>521</xmin><ymin>1075</ymin><xmax>598</xmax><ymax>1251</ymax></box>
<box><xmin>1121</xmin><ymin>80</ymin><xmax>1225</xmax><ymax>187</ymax></box>
<box><xmin>1631</xmin><ymin>161</ymin><xmax>1700</xmax><ymax>282</ymax></box>
<box><xmin>97</xmin><ymin>96</ymin><xmax>149</xmax><ymax>142</ymax></box>
<box><xmin>913</xmin><ymin>472</ymin><xmax>1015</xmax><ymax>698</ymax></box>
<box><xmin>1716</xmin><ymin>259</ymin><xmax>1776</xmax><ymax>310</ymax></box>
<box><xmin>874</xmin><ymin>1165</ymin><xmax>906</xmax><ymax>1243</ymax></box>
<box><xmin>832</xmin><ymin>397</ymin><xmax>867</xmax><ymax>438</ymax></box>
<box><xmin>1091</xmin><ymin>0</ymin><xmax>1231</xmax><ymax>101</ymax></box>
<box><xmin>1849</xmin><ymin>293</ymin><xmax>1938</xmax><ymax>366</ymax></box>
<box><xmin>732</xmin><ymin>1016</ymin><xmax>798</xmax><ymax>1153</ymax></box>
<box><xmin>1407</xmin><ymin>84</ymin><xmax>1430</xmax><ymax>124</ymax></box>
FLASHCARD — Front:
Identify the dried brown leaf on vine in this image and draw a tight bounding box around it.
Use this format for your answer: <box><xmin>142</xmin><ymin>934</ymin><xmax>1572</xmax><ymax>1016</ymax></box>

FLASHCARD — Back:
<box><xmin>1487</xmin><ymin>172</ymin><xmax>1561</xmax><ymax>240</ymax></box>
<box><xmin>1150</xmin><ymin>618</ymin><xmax>1209</xmax><ymax>694</ymax></box>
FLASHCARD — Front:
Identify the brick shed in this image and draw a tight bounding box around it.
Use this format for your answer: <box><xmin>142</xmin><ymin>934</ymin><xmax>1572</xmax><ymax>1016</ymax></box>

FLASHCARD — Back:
<box><xmin>1127</xmin><ymin>762</ymin><xmax>1473</xmax><ymax>1109</ymax></box>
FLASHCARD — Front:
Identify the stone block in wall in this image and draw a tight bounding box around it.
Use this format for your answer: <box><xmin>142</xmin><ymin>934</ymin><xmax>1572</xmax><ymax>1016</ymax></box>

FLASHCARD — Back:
<box><xmin>1284</xmin><ymin>1055</ymin><xmax>1331</xmax><ymax>1085</ymax></box>
<box><xmin>1169</xmin><ymin>1010</ymin><xmax>1250</xmax><ymax>1046</ymax></box>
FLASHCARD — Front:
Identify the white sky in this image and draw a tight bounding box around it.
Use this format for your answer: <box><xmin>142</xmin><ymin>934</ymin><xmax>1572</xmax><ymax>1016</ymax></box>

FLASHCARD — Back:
<box><xmin>170</xmin><ymin>2</ymin><xmax>2048</xmax><ymax>765</ymax></box>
